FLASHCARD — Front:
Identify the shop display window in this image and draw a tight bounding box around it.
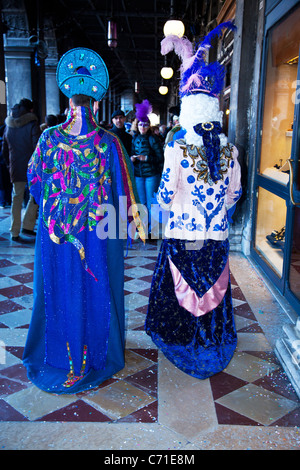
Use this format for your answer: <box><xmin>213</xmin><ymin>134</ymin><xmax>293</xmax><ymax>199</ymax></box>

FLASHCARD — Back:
<box><xmin>259</xmin><ymin>7</ymin><xmax>300</xmax><ymax>185</ymax></box>
<box><xmin>255</xmin><ymin>187</ymin><xmax>286</xmax><ymax>277</ymax></box>
<box><xmin>289</xmin><ymin>206</ymin><xmax>300</xmax><ymax>300</ymax></box>
<box><xmin>254</xmin><ymin>5</ymin><xmax>300</xmax><ymax>280</ymax></box>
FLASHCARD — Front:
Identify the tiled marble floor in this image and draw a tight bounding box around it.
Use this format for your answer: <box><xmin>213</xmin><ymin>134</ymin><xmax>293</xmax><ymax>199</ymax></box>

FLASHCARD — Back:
<box><xmin>0</xmin><ymin>206</ymin><xmax>300</xmax><ymax>450</ymax></box>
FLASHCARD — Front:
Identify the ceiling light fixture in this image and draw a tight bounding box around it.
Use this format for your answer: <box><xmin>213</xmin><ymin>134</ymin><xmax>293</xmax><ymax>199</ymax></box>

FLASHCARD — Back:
<box><xmin>159</xmin><ymin>85</ymin><xmax>168</xmax><ymax>95</ymax></box>
<box><xmin>163</xmin><ymin>0</ymin><xmax>185</xmax><ymax>38</ymax></box>
<box><xmin>163</xmin><ymin>19</ymin><xmax>185</xmax><ymax>38</ymax></box>
<box><xmin>107</xmin><ymin>19</ymin><xmax>117</xmax><ymax>48</ymax></box>
<box><xmin>160</xmin><ymin>66</ymin><xmax>174</xmax><ymax>79</ymax></box>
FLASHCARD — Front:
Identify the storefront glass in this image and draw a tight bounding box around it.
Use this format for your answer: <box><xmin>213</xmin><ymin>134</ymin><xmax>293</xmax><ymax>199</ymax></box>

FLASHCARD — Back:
<box><xmin>259</xmin><ymin>7</ymin><xmax>299</xmax><ymax>181</ymax></box>
<box><xmin>254</xmin><ymin>5</ymin><xmax>300</xmax><ymax>280</ymax></box>
<box><xmin>255</xmin><ymin>187</ymin><xmax>286</xmax><ymax>277</ymax></box>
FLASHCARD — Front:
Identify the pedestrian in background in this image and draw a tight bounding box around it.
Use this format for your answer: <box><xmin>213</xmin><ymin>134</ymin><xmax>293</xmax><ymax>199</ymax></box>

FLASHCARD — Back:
<box><xmin>2</xmin><ymin>98</ymin><xmax>40</xmax><ymax>241</ymax></box>
<box><xmin>0</xmin><ymin>122</ymin><xmax>12</xmax><ymax>208</ymax></box>
<box><xmin>111</xmin><ymin>109</ymin><xmax>132</xmax><ymax>155</ymax></box>
<box><xmin>131</xmin><ymin>99</ymin><xmax>164</xmax><ymax>237</ymax></box>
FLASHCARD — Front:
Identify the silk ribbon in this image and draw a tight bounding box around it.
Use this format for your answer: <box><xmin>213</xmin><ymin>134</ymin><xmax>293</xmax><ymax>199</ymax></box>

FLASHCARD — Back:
<box><xmin>168</xmin><ymin>256</ymin><xmax>229</xmax><ymax>317</ymax></box>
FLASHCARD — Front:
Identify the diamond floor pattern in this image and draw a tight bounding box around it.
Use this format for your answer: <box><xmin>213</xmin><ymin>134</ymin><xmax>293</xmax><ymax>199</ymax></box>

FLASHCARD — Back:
<box><xmin>0</xmin><ymin>206</ymin><xmax>299</xmax><ymax>449</ymax></box>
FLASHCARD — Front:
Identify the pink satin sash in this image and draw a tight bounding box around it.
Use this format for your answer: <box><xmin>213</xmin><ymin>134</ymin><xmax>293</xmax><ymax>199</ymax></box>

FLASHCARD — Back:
<box><xmin>168</xmin><ymin>257</ymin><xmax>230</xmax><ymax>317</ymax></box>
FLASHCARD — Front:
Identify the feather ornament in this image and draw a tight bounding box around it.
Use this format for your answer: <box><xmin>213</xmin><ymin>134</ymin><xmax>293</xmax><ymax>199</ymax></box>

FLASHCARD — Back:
<box><xmin>200</xmin><ymin>21</ymin><xmax>236</xmax><ymax>50</ymax></box>
<box><xmin>161</xmin><ymin>21</ymin><xmax>236</xmax><ymax>98</ymax></box>
<box><xmin>135</xmin><ymin>99</ymin><xmax>152</xmax><ymax>122</ymax></box>
<box><xmin>161</xmin><ymin>35</ymin><xmax>193</xmax><ymax>62</ymax></box>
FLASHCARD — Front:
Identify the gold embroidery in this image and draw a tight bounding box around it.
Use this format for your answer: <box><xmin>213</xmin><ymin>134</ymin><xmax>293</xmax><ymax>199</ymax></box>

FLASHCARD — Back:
<box><xmin>181</xmin><ymin>143</ymin><xmax>234</xmax><ymax>184</ymax></box>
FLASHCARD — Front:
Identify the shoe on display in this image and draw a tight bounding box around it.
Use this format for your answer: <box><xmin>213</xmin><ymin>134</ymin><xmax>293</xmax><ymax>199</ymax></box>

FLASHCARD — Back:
<box><xmin>266</xmin><ymin>226</ymin><xmax>285</xmax><ymax>248</ymax></box>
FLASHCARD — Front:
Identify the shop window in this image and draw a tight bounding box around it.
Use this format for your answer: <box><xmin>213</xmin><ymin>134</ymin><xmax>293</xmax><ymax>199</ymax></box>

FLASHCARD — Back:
<box><xmin>255</xmin><ymin>187</ymin><xmax>286</xmax><ymax>277</ymax></box>
<box><xmin>259</xmin><ymin>6</ymin><xmax>300</xmax><ymax>185</ymax></box>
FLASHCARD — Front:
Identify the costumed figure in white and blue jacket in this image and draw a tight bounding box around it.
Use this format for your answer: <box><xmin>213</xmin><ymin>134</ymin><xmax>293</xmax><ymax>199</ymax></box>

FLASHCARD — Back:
<box><xmin>145</xmin><ymin>23</ymin><xmax>242</xmax><ymax>379</ymax></box>
<box><xmin>23</xmin><ymin>48</ymin><xmax>145</xmax><ymax>393</ymax></box>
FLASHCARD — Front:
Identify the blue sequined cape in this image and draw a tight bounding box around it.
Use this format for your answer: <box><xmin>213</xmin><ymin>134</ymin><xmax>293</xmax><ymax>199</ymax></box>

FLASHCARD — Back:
<box><xmin>23</xmin><ymin>124</ymin><xmax>142</xmax><ymax>393</ymax></box>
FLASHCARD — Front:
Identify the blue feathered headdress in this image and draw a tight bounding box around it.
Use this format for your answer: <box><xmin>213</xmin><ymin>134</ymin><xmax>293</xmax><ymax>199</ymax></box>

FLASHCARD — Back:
<box><xmin>161</xmin><ymin>21</ymin><xmax>236</xmax><ymax>98</ymax></box>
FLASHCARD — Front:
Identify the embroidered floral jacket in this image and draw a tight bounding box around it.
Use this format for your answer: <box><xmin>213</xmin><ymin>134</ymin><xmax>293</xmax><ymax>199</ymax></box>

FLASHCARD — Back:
<box><xmin>157</xmin><ymin>138</ymin><xmax>242</xmax><ymax>241</ymax></box>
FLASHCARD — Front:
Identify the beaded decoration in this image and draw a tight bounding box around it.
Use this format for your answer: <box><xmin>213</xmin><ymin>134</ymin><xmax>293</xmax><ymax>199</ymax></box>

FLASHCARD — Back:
<box><xmin>56</xmin><ymin>47</ymin><xmax>109</xmax><ymax>101</ymax></box>
<box><xmin>63</xmin><ymin>342</ymin><xmax>88</xmax><ymax>387</ymax></box>
<box><xmin>193</xmin><ymin>121</ymin><xmax>225</xmax><ymax>182</ymax></box>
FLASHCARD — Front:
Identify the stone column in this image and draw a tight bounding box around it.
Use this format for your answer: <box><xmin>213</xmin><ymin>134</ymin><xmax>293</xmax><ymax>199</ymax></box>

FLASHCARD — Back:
<box><xmin>3</xmin><ymin>37</ymin><xmax>34</xmax><ymax>113</ymax></box>
<box><xmin>45</xmin><ymin>66</ymin><xmax>60</xmax><ymax>116</ymax></box>
<box><xmin>227</xmin><ymin>0</ymin><xmax>265</xmax><ymax>253</ymax></box>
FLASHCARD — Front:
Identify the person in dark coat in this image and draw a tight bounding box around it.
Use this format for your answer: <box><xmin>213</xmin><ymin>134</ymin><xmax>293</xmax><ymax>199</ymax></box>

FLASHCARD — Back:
<box><xmin>131</xmin><ymin>100</ymin><xmax>164</xmax><ymax>236</ymax></box>
<box><xmin>2</xmin><ymin>98</ymin><xmax>40</xmax><ymax>241</ymax></box>
<box><xmin>110</xmin><ymin>109</ymin><xmax>132</xmax><ymax>156</ymax></box>
<box><xmin>0</xmin><ymin>123</ymin><xmax>12</xmax><ymax>208</ymax></box>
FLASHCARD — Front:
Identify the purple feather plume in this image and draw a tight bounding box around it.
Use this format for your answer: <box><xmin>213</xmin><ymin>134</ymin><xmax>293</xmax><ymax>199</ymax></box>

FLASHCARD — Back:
<box><xmin>135</xmin><ymin>99</ymin><xmax>152</xmax><ymax>122</ymax></box>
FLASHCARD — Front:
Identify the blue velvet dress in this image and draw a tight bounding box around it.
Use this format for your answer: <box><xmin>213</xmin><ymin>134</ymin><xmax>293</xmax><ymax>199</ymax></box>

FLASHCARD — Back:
<box><xmin>145</xmin><ymin>137</ymin><xmax>242</xmax><ymax>379</ymax></box>
<box><xmin>23</xmin><ymin>107</ymin><xmax>144</xmax><ymax>394</ymax></box>
<box><xmin>145</xmin><ymin>238</ymin><xmax>237</xmax><ymax>379</ymax></box>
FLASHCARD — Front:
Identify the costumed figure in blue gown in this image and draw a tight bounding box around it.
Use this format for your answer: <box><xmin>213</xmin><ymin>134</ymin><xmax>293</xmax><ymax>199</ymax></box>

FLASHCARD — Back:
<box><xmin>23</xmin><ymin>48</ymin><xmax>145</xmax><ymax>393</ymax></box>
<box><xmin>145</xmin><ymin>23</ymin><xmax>242</xmax><ymax>379</ymax></box>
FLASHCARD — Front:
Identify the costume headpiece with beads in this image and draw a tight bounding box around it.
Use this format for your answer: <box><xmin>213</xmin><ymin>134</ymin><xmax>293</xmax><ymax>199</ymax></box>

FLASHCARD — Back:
<box><xmin>56</xmin><ymin>47</ymin><xmax>109</xmax><ymax>101</ymax></box>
